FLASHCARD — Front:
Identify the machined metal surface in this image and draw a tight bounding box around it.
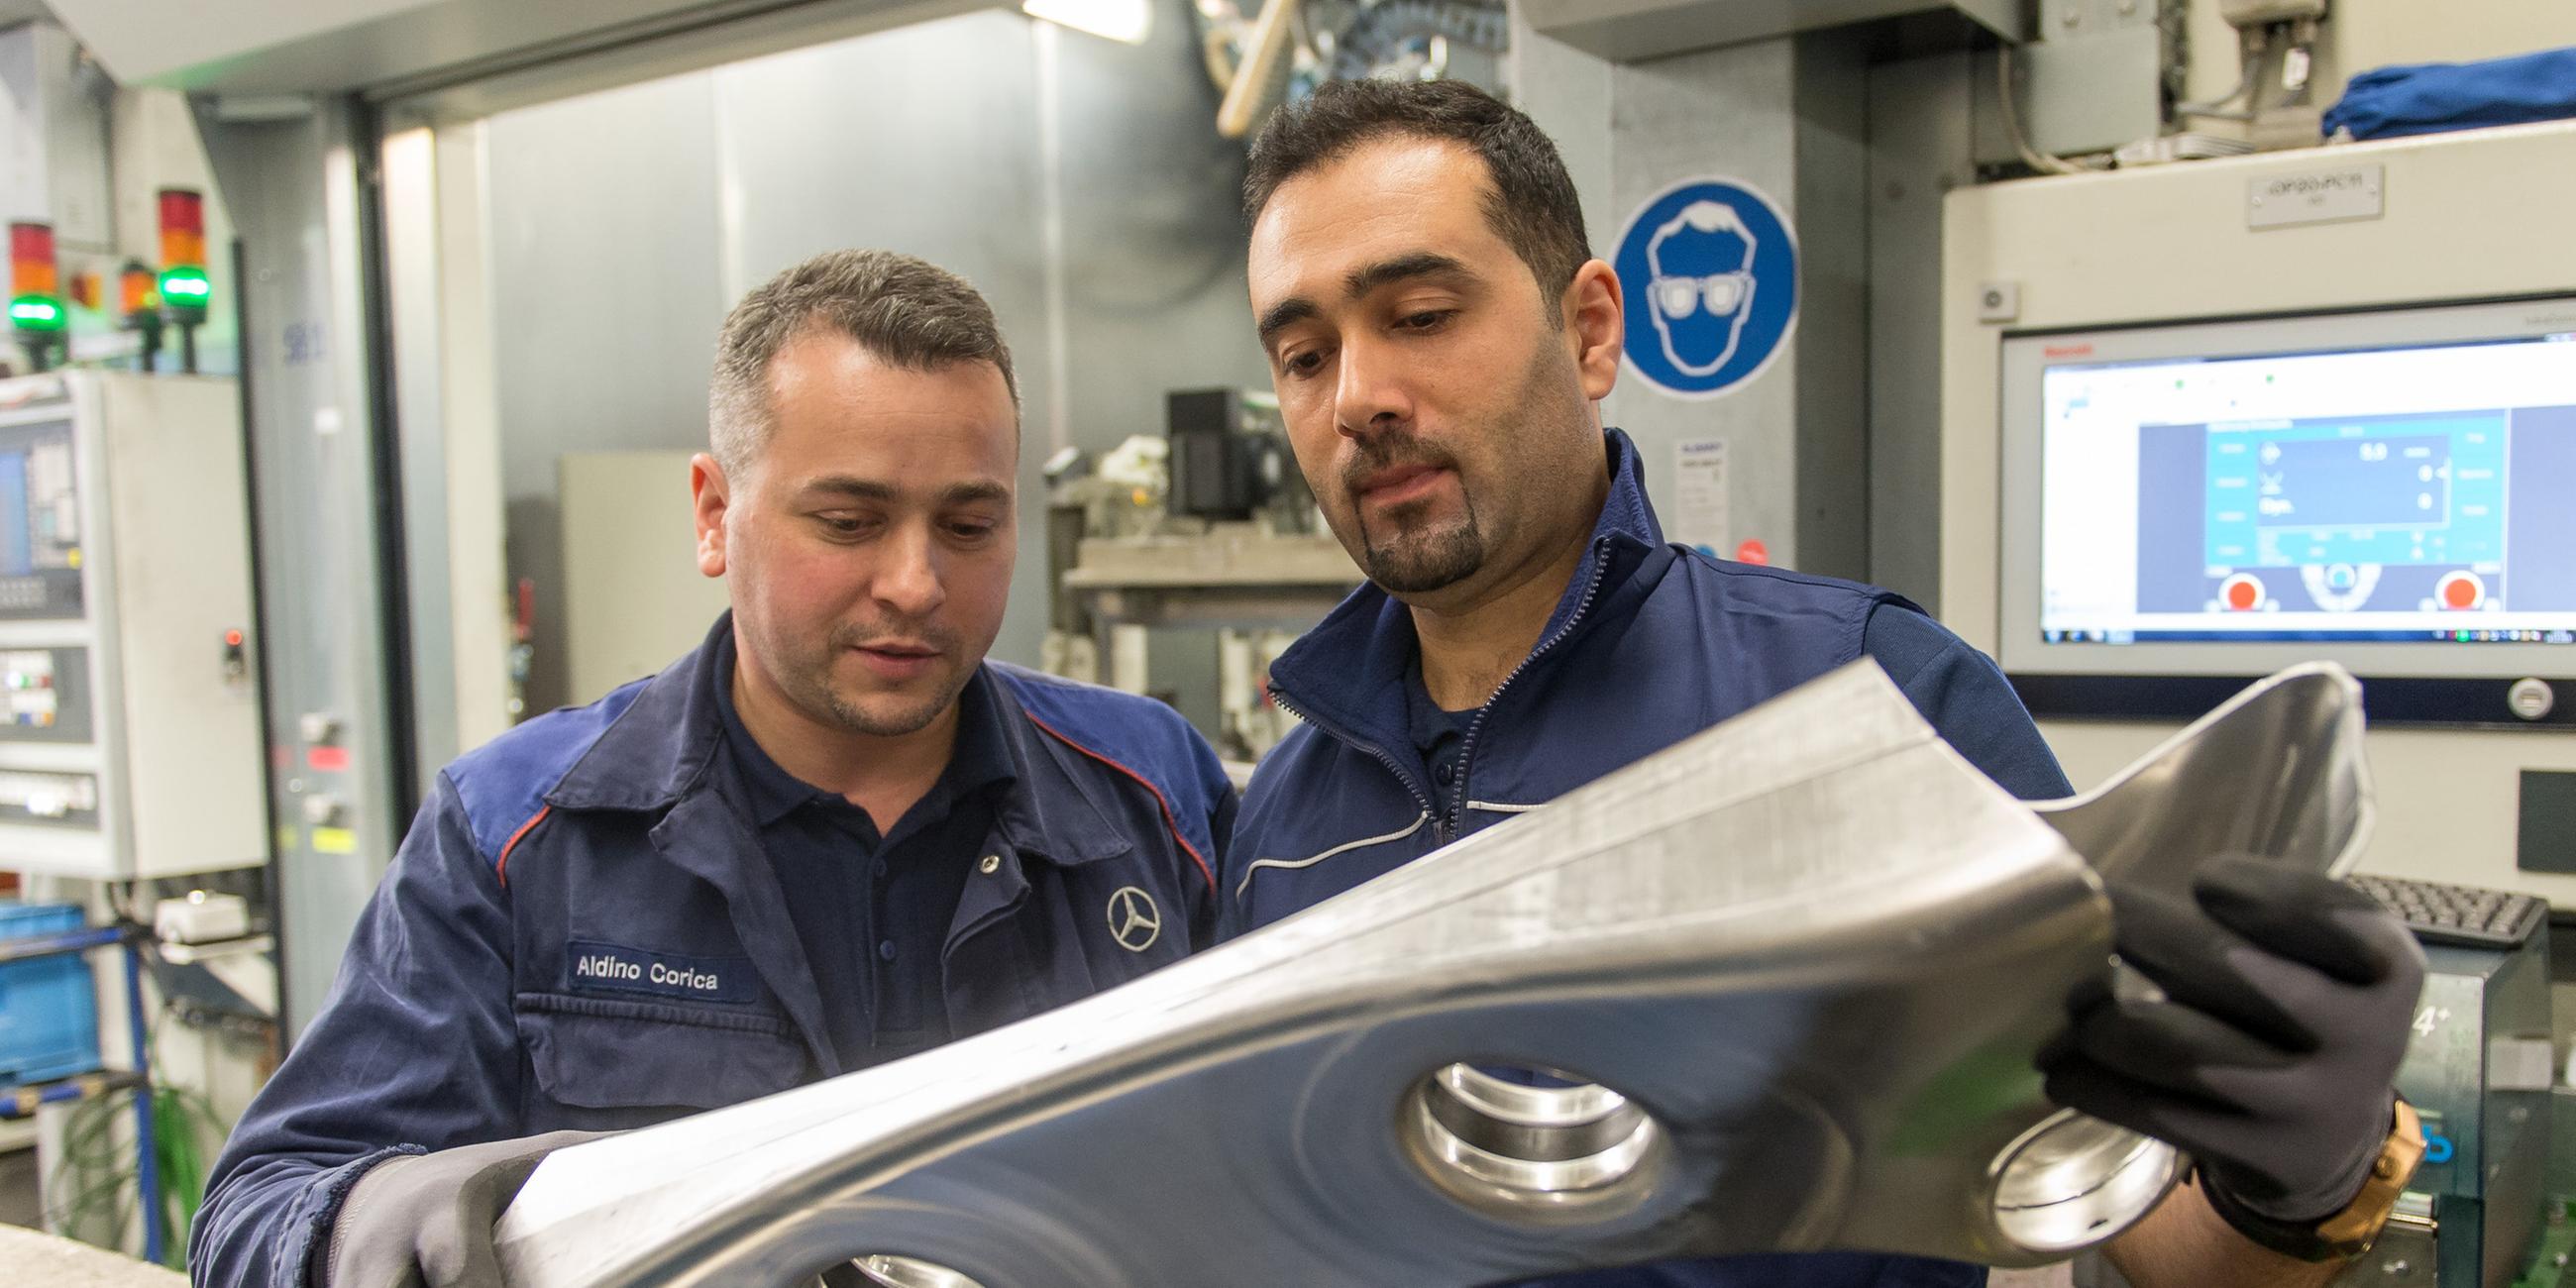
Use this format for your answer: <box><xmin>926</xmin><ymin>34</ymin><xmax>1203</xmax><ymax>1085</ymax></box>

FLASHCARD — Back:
<box><xmin>2039</xmin><ymin>662</ymin><xmax>2371</xmax><ymax>896</ymax></box>
<box><xmin>496</xmin><ymin>661</ymin><xmax>2369</xmax><ymax>1288</ymax></box>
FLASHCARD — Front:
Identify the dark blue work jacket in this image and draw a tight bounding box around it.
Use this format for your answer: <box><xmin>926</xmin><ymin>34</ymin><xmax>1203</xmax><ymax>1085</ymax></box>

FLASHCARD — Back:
<box><xmin>1228</xmin><ymin>430</ymin><xmax>2070</xmax><ymax>1288</ymax></box>
<box><xmin>192</xmin><ymin>618</ymin><xmax>1232</xmax><ymax>1288</ymax></box>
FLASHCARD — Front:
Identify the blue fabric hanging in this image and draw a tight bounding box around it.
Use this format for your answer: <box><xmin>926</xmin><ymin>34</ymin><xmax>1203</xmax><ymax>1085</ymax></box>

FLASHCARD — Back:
<box><xmin>2323</xmin><ymin>46</ymin><xmax>2576</xmax><ymax>141</ymax></box>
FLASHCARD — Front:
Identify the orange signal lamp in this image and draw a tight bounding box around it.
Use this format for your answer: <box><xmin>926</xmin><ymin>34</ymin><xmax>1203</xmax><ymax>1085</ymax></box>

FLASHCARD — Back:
<box><xmin>120</xmin><ymin>260</ymin><xmax>166</xmax><ymax>373</ymax></box>
<box><xmin>119</xmin><ymin>263</ymin><xmax>157</xmax><ymax>319</ymax></box>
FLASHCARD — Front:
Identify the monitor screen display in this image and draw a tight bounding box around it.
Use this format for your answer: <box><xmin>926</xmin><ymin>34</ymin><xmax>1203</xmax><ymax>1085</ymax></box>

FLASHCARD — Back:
<box><xmin>1999</xmin><ymin>296</ymin><xmax>2576</xmax><ymax>681</ymax></box>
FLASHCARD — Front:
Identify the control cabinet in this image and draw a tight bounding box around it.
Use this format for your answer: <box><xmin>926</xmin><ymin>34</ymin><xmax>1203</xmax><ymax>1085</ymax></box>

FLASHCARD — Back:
<box><xmin>2347</xmin><ymin>932</ymin><xmax>2554</xmax><ymax>1288</ymax></box>
<box><xmin>0</xmin><ymin>372</ymin><xmax>266</xmax><ymax>878</ymax></box>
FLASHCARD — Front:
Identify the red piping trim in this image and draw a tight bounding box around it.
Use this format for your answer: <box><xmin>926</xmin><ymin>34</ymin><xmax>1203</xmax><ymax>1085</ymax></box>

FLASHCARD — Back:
<box><xmin>1021</xmin><ymin>713</ymin><xmax>1217</xmax><ymax>894</ymax></box>
<box><xmin>495</xmin><ymin>805</ymin><xmax>551</xmax><ymax>888</ymax></box>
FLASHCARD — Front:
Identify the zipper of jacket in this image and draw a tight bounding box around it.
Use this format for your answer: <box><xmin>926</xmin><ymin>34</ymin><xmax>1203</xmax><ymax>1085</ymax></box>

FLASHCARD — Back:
<box><xmin>1440</xmin><ymin>537</ymin><xmax>1616</xmax><ymax>843</ymax></box>
<box><xmin>1264</xmin><ymin>684</ymin><xmax>1438</xmax><ymax>826</ymax></box>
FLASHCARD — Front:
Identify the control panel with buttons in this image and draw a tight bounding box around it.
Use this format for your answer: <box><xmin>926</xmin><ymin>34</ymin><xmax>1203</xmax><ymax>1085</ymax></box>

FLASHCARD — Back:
<box><xmin>0</xmin><ymin>371</ymin><xmax>266</xmax><ymax>879</ymax></box>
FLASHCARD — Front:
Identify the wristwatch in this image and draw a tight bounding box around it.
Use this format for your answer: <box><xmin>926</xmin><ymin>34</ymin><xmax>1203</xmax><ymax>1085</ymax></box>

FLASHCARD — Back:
<box><xmin>2200</xmin><ymin>1098</ymin><xmax>2428</xmax><ymax>1263</ymax></box>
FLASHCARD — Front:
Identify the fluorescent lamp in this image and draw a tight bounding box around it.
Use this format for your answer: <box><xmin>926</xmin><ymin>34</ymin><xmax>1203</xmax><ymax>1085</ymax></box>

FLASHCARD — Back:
<box><xmin>1023</xmin><ymin>0</ymin><xmax>1153</xmax><ymax>45</ymax></box>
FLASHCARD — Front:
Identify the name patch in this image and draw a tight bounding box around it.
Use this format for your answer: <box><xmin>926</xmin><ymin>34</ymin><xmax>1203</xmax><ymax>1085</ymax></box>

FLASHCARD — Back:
<box><xmin>565</xmin><ymin>939</ymin><xmax>754</xmax><ymax>1004</ymax></box>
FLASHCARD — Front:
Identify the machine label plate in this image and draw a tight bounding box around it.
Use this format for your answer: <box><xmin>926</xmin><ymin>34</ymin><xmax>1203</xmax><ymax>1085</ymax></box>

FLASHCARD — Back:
<box><xmin>2247</xmin><ymin>163</ymin><xmax>2384</xmax><ymax>230</ymax></box>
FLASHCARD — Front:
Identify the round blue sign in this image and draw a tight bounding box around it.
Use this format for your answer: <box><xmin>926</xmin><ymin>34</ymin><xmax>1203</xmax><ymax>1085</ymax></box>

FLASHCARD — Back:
<box><xmin>1612</xmin><ymin>178</ymin><xmax>1798</xmax><ymax>398</ymax></box>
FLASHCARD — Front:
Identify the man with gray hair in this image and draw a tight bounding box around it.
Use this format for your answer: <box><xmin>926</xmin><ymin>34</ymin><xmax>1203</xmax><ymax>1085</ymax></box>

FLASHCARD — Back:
<box><xmin>193</xmin><ymin>249</ymin><xmax>1234</xmax><ymax>1288</ymax></box>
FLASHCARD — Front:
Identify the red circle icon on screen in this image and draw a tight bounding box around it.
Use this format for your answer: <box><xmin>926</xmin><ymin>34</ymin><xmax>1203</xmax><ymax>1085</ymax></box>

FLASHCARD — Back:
<box><xmin>2220</xmin><ymin>574</ymin><xmax>2264</xmax><ymax>611</ymax></box>
<box><xmin>2438</xmin><ymin>571</ymin><xmax>2485</xmax><ymax>610</ymax></box>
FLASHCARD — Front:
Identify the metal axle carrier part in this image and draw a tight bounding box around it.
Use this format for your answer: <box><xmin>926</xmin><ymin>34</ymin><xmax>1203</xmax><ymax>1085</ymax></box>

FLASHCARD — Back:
<box><xmin>496</xmin><ymin>661</ymin><xmax>2369</xmax><ymax>1288</ymax></box>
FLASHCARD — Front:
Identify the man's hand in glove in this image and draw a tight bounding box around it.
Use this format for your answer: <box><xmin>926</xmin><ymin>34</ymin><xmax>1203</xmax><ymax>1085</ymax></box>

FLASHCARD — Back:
<box><xmin>327</xmin><ymin>1129</ymin><xmax>606</xmax><ymax>1288</ymax></box>
<box><xmin>2038</xmin><ymin>854</ymin><xmax>2425</xmax><ymax>1270</ymax></box>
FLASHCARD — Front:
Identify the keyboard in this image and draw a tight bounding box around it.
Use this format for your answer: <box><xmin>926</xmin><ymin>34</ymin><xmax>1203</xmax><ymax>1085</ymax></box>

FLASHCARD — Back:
<box><xmin>2345</xmin><ymin>873</ymin><xmax>2548</xmax><ymax>950</ymax></box>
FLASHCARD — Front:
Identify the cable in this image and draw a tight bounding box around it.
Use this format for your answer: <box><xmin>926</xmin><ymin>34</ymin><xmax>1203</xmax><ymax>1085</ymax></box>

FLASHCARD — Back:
<box><xmin>1995</xmin><ymin>47</ymin><xmax>2096</xmax><ymax>176</ymax></box>
<box><xmin>2177</xmin><ymin>27</ymin><xmax>2270</xmax><ymax>121</ymax></box>
<box><xmin>2277</xmin><ymin>17</ymin><xmax>2320</xmax><ymax>108</ymax></box>
<box><xmin>38</xmin><ymin>1002</ymin><xmax>237</xmax><ymax>1268</ymax></box>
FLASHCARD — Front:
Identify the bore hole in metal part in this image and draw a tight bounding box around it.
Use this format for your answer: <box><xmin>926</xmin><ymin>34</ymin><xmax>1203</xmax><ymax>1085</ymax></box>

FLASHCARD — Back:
<box><xmin>1405</xmin><ymin>1063</ymin><xmax>1665</xmax><ymax>1220</ymax></box>
<box><xmin>852</xmin><ymin>1254</ymin><xmax>987</xmax><ymax>1288</ymax></box>
<box><xmin>1989</xmin><ymin>1110</ymin><xmax>2180</xmax><ymax>1253</ymax></box>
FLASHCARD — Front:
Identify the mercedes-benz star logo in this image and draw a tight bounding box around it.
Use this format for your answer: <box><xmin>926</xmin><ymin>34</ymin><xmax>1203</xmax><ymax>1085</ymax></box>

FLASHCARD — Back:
<box><xmin>1107</xmin><ymin>886</ymin><xmax>1161</xmax><ymax>953</ymax></box>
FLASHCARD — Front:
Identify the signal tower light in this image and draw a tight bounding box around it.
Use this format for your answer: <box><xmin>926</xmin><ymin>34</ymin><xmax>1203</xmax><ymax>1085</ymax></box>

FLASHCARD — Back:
<box><xmin>9</xmin><ymin>222</ymin><xmax>67</xmax><ymax>373</ymax></box>
<box><xmin>157</xmin><ymin>188</ymin><xmax>210</xmax><ymax>373</ymax></box>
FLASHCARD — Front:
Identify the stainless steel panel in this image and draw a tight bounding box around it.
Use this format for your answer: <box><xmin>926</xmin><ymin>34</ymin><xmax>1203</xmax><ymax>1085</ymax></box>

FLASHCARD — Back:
<box><xmin>1050</xmin><ymin>17</ymin><xmax>1272</xmax><ymax>456</ymax></box>
<box><xmin>709</xmin><ymin>11</ymin><xmax>1049</xmax><ymax>670</ymax></box>
<box><xmin>1788</xmin><ymin>32</ymin><xmax>1871</xmax><ymax>583</ymax></box>
<box><xmin>381</xmin><ymin>125</ymin><xmax>463</xmax><ymax>783</ymax></box>
<box><xmin>1610</xmin><ymin>39</ymin><xmax>1802</xmax><ymax>565</ymax></box>
<box><xmin>484</xmin><ymin>71</ymin><xmax>725</xmax><ymax>713</ymax></box>
<box><xmin>1506</xmin><ymin>1</ymin><xmax>1618</xmax><ymax>278</ymax></box>
<box><xmin>196</xmin><ymin>100</ymin><xmax>405</xmax><ymax>1036</ymax></box>
<box><xmin>1038</xmin><ymin>11</ymin><xmax>1277</xmax><ymax>714</ymax></box>
<box><xmin>463</xmin><ymin>7</ymin><xmax>1287</xmax><ymax>725</ymax></box>
<box><xmin>1863</xmin><ymin>51</ymin><xmax>1977</xmax><ymax>610</ymax></box>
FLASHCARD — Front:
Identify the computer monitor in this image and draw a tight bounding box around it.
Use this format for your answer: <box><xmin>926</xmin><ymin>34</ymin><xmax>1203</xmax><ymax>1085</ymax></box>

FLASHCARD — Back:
<box><xmin>1997</xmin><ymin>295</ymin><xmax>2576</xmax><ymax>723</ymax></box>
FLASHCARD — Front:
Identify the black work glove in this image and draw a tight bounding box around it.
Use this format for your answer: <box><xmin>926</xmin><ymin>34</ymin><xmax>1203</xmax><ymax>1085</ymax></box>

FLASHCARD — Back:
<box><xmin>2038</xmin><ymin>855</ymin><xmax>2425</xmax><ymax>1223</ymax></box>
<box><xmin>326</xmin><ymin>1129</ymin><xmax>608</xmax><ymax>1288</ymax></box>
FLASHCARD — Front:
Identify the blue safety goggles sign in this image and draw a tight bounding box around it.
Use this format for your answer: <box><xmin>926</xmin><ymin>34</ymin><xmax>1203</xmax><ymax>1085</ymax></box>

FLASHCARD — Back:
<box><xmin>1613</xmin><ymin>178</ymin><xmax>1799</xmax><ymax>398</ymax></box>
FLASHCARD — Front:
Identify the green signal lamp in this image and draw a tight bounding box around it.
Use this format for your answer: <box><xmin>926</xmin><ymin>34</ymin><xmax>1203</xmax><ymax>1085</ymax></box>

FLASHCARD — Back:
<box><xmin>157</xmin><ymin>266</ymin><xmax>210</xmax><ymax>319</ymax></box>
<box><xmin>8</xmin><ymin>294</ymin><xmax>65</xmax><ymax>332</ymax></box>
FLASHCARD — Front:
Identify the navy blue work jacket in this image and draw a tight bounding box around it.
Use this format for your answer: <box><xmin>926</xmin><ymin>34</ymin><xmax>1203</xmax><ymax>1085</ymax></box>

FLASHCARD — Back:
<box><xmin>192</xmin><ymin>616</ymin><xmax>1232</xmax><ymax>1288</ymax></box>
<box><xmin>1228</xmin><ymin>430</ymin><xmax>2070</xmax><ymax>1288</ymax></box>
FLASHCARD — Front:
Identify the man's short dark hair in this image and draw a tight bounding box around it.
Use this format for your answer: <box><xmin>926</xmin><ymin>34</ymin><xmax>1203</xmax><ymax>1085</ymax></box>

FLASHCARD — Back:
<box><xmin>1242</xmin><ymin>79</ymin><xmax>1590</xmax><ymax>315</ymax></box>
<box><xmin>709</xmin><ymin>249</ymin><xmax>1018</xmax><ymax>474</ymax></box>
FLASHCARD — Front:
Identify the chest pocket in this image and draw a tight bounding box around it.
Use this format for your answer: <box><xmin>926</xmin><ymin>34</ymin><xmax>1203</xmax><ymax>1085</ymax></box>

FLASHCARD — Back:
<box><xmin>515</xmin><ymin>992</ymin><xmax>810</xmax><ymax>1117</ymax></box>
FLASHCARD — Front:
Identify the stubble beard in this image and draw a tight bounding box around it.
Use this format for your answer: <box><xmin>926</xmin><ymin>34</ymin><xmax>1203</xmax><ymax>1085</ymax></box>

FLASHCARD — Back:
<box><xmin>782</xmin><ymin>623</ymin><xmax>969</xmax><ymax>739</ymax></box>
<box><xmin>1357</xmin><ymin>493</ymin><xmax>1487</xmax><ymax>594</ymax></box>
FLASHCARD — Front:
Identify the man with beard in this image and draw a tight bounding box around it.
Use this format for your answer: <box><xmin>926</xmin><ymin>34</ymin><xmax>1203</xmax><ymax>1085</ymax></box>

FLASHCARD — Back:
<box><xmin>1228</xmin><ymin>80</ymin><xmax>2424</xmax><ymax>1288</ymax></box>
<box><xmin>194</xmin><ymin>250</ymin><xmax>1233</xmax><ymax>1288</ymax></box>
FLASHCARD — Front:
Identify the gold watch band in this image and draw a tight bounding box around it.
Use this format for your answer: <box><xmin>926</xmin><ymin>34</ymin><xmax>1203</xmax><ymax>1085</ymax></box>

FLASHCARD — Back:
<box><xmin>2315</xmin><ymin>1098</ymin><xmax>2428</xmax><ymax>1254</ymax></box>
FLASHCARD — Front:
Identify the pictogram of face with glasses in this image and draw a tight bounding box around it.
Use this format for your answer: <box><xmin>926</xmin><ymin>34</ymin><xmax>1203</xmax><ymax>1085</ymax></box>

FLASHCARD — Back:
<box><xmin>1645</xmin><ymin>200</ymin><xmax>1760</xmax><ymax>378</ymax></box>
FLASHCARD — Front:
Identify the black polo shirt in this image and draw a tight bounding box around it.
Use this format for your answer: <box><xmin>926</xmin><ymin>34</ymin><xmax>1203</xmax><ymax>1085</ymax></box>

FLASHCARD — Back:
<box><xmin>709</xmin><ymin>634</ymin><xmax>1016</xmax><ymax>1071</ymax></box>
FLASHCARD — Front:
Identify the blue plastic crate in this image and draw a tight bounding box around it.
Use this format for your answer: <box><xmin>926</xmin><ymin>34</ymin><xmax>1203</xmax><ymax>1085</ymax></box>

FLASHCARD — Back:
<box><xmin>0</xmin><ymin>901</ymin><xmax>103</xmax><ymax>1087</ymax></box>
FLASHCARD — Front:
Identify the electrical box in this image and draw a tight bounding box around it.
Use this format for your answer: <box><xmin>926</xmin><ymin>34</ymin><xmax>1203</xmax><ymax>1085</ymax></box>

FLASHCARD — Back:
<box><xmin>1166</xmin><ymin>388</ymin><xmax>1263</xmax><ymax>523</ymax></box>
<box><xmin>0</xmin><ymin>372</ymin><xmax>266</xmax><ymax>879</ymax></box>
<box><xmin>2387</xmin><ymin>935</ymin><xmax>2552</xmax><ymax>1288</ymax></box>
